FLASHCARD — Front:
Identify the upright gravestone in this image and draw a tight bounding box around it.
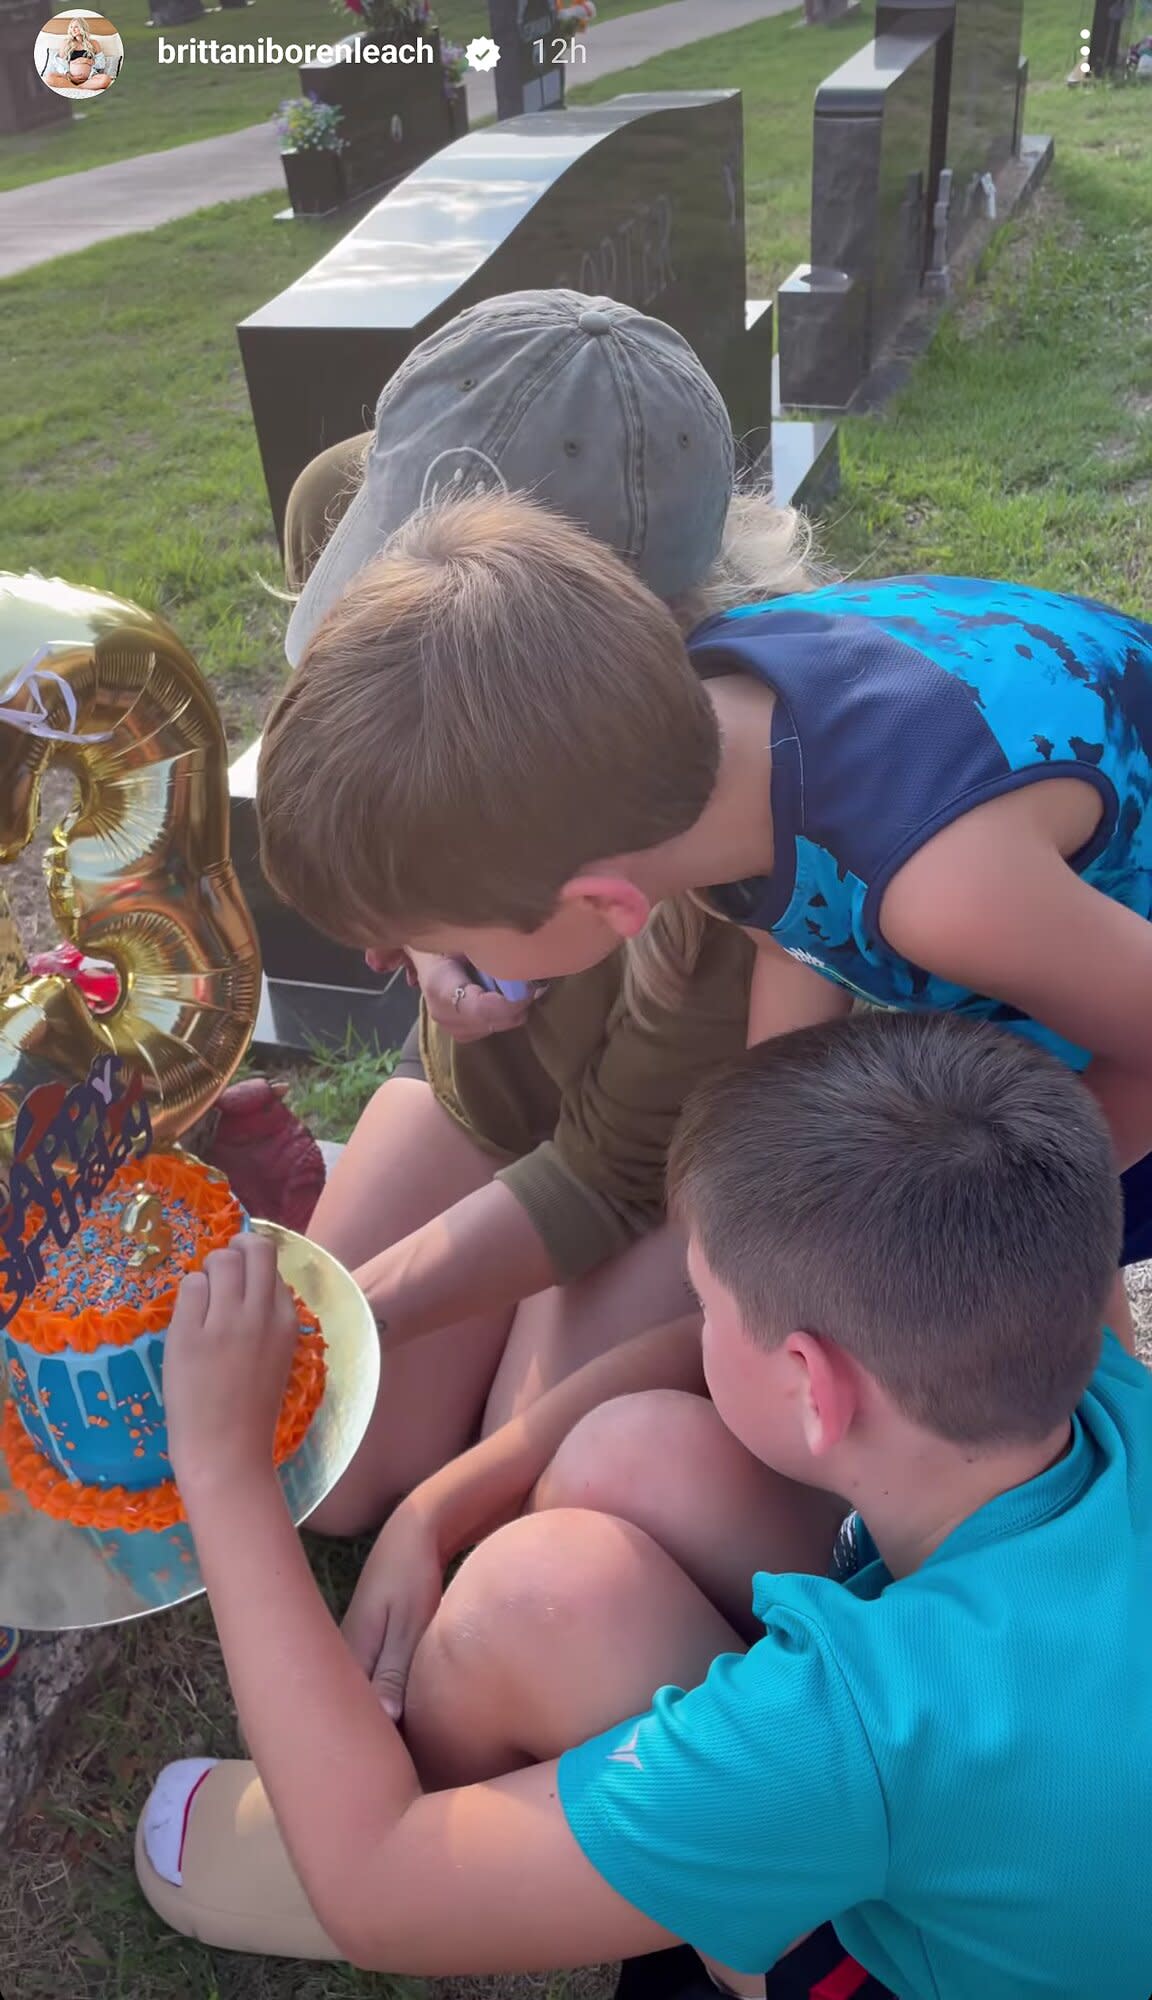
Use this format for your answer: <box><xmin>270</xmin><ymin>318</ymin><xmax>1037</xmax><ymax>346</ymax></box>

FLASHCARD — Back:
<box><xmin>239</xmin><ymin>91</ymin><xmax>800</xmax><ymax>545</ymax></box>
<box><xmin>876</xmin><ymin>0</ymin><xmax>1023</xmax><ymax>208</ymax></box>
<box><xmin>299</xmin><ymin>31</ymin><xmax>456</xmax><ymax>207</ymax></box>
<box><xmin>0</xmin><ymin>0</ymin><xmax>70</xmax><ymax>131</ymax></box>
<box><xmin>777</xmin><ymin>25</ymin><xmax>946</xmax><ymax>409</ymax></box>
<box><xmin>236</xmin><ymin>89</ymin><xmax>837</xmax><ymax>1052</ymax></box>
<box><xmin>489</xmin><ymin>0</ymin><xmax>565</xmax><ymax>117</ymax></box>
<box><xmin>1089</xmin><ymin>0</ymin><xmax>1135</xmax><ymax>71</ymax></box>
<box><xmin>779</xmin><ymin>0</ymin><xmax>1033</xmax><ymax>412</ymax></box>
<box><xmin>148</xmin><ymin>0</ymin><xmax>204</xmax><ymax>24</ymax></box>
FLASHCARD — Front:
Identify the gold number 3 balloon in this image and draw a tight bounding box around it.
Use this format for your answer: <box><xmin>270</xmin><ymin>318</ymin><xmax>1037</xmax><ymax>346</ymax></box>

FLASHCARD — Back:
<box><xmin>0</xmin><ymin>574</ymin><xmax>261</xmax><ymax>1157</ymax></box>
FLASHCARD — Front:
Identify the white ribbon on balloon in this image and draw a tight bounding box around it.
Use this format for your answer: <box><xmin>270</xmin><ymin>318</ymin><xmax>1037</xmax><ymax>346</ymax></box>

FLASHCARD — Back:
<box><xmin>0</xmin><ymin>647</ymin><xmax>113</xmax><ymax>744</ymax></box>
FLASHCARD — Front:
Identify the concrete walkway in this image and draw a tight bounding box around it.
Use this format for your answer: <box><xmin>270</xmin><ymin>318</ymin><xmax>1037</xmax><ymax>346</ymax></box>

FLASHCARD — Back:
<box><xmin>0</xmin><ymin>0</ymin><xmax>799</xmax><ymax>279</ymax></box>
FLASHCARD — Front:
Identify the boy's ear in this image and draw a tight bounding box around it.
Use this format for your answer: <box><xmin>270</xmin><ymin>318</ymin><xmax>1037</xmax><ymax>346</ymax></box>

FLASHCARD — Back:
<box><xmin>786</xmin><ymin>1332</ymin><xmax>858</xmax><ymax>1456</ymax></box>
<box><xmin>558</xmin><ymin>875</ymin><xmax>653</xmax><ymax>940</ymax></box>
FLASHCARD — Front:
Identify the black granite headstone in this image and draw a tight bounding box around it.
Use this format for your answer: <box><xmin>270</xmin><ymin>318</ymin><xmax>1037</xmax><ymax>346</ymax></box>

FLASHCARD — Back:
<box><xmin>299</xmin><ymin>31</ymin><xmax>455</xmax><ymax>208</ymax></box>
<box><xmin>489</xmin><ymin>0</ymin><xmax>565</xmax><ymax>119</ymax></box>
<box><xmin>1089</xmin><ymin>0</ymin><xmax>1135</xmax><ymax>72</ymax></box>
<box><xmin>236</xmin><ymin>89</ymin><xmax>837</xmax><ymax>1051</ymax></box>
<box><xmin>779</xmin><ymin>0</ymin><xmax>1033</xmax><ymax>413</ymax></box>
<box><xmin>148</xmin><ymin>0</ymin><xmax>204</xmax><ymax>24</ymax></box>
<box><xmin>241</xmin><ymin>92</ymin><xmax>768</xmax><ymax>544</ymax></box>
<box><xmin>227</xmin><ymin>731</ymin><xmax>422</xmax><ymax>1056</ymax></box>
<box><xmin>1</xmin><ymin>0</ymin><xmax>71</xmax><ymax>132</ymax></box>
<box><xmin>778</xmin><ymin>26</ymin><xmax>945</xmax><ymax>409</ymax></box>
<box><xmin>876</xmin><ymin>0</ymin><xmax>1023</xmax><ymax>212</ymax></box>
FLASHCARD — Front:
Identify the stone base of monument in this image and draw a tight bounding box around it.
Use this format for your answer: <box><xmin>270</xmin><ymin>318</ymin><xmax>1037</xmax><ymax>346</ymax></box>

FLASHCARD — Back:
<box><xmin>858</xmin><ymin>132</ymin><xmax>1053</xmax><ymax>406</ymax></box>
<box><xmin>227</xmin><ymin>740</ymin><xmax>420</xmax><ymax>1057</ymax></box>
<box><xmin>252</xmin><ymin>973</ymin><xmax>419</xmax><ymax>1057</ymax></box>
<box><xmin>777</xmin><ymin>268</ymin><xmax>868</xmax><ymax>413</ymax></box>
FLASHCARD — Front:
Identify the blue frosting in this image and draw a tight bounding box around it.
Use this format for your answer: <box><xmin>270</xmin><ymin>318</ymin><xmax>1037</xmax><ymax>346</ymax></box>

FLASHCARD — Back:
<box><xmin>5</xmin><ymin>1326</ymin><xmax>171</xmax><ymax>1490</ymax></box>
<box><xmin>5</xmin><ymin>1212</ymin><xmax>250</xmax><ymax>1493</ymax></box>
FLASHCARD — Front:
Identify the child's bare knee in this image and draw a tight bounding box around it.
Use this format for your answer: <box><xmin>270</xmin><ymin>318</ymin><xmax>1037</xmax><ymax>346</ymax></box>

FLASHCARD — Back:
<box><xmin>537</xmin><ymin>1388</ymin><xmax>710</xmax><ymax>1515</ymax></box>
<box><xmin>434</xmin><ymin>1508</ymin><xmax>653</xmax><ymax>1677</ymax></box>
<box><xmin>407</xmin><ymin>1510</ymin><xmax>675</xmax><ymax>1782</ymax></box>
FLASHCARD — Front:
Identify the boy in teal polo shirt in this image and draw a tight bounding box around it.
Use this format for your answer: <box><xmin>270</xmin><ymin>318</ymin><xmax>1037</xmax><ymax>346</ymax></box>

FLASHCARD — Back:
<box><xmin>139</xmin><ymin>1012</ymin><xmax>1152</xmax><ymax>1997</ymax></box>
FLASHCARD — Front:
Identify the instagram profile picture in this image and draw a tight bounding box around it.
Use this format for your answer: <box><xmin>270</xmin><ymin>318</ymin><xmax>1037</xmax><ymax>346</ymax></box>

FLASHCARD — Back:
<box><xmin>35</xmin><ymin>11</ymin><xmax>123</xmax><ymax>97</ymax></box>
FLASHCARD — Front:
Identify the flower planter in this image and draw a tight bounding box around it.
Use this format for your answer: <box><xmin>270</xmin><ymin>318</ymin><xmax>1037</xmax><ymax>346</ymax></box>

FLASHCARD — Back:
<box><xmin>445</xmin><ymin>80</ymin><xmax>468</xmax><ymax>140</ymax></box>
<box><xmin>281</xmin><ymin>146</ymin><xmax>347</xmax><ymax>218</ymax></box>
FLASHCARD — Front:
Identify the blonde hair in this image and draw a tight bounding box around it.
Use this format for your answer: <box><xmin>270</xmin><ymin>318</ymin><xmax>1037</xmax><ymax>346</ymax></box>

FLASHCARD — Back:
<box><xmin>625</xmin><ymin>486</ymin><xmax>834</xmax><ymax>1022</ymax></box>
<box><xmin>257</xmin><ymin>492</ymin><xmax>719</xmax><ymax>949</ymax></box>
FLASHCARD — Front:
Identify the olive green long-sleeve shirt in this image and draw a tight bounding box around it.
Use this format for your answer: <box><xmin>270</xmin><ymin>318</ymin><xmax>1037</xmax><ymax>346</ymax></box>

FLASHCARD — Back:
<box><xmin>421</xmin><ymin>920</ymin><xmax>755</xmax><ymax>1283</ymax></box>
<box><xmin>286</xmin><ymin>433</ymin><xmax>756</xmax><ymax>1286</ymax></box>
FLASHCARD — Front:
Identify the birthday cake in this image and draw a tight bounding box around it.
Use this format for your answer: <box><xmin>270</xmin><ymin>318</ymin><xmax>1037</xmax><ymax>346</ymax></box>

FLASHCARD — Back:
<box><xmin>0</xmin><ymin>1061</ymin><xmax>326</xmax><ymax>1534</ymax></box>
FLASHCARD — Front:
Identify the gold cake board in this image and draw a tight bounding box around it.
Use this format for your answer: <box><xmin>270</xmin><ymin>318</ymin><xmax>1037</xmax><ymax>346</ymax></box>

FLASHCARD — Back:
<box><xmin>0</xmin><ymin>1224</ymin><xmax>379</xmax><ymax>1632</ymax></box>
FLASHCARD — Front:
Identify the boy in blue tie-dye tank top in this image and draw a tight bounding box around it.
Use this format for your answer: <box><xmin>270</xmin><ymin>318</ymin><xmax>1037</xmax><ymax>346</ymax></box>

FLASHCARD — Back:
<box><xmin>257</xmin><ymin>496</ymin><xmax>1152</xmax><ymax>1318</ymax></box>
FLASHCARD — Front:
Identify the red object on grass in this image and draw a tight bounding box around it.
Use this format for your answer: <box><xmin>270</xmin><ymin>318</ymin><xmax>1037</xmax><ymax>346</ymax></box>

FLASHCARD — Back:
<box><xmin>198</xmin><ymin>1078</ymin><xmax>327</xmax><ymax>1234</ymax></box>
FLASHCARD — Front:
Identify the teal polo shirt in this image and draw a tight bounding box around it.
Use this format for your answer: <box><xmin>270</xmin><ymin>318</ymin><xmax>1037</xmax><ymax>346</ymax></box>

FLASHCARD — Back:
<box><xmin>559</xmin><ymin>1335</ymin><xmax>1152</xmax><ymax>1998</ymax></box>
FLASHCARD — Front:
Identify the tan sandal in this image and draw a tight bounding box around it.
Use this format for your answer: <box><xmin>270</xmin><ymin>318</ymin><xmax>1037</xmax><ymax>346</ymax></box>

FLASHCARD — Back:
<box><xmin>135</xmin><ymin>1758</ymin><xmax>342</xmax><ymax>1962</ymax></box>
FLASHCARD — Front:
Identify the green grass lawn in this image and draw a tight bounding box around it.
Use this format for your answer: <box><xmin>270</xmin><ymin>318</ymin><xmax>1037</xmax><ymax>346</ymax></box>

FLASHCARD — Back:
<box><xmin>824</xmin><ymin>11</ymin><xmax>1152</xmax><ymax>606</ymax></box>
<box><xmin>0</xmin><ymin>198</ymin><xmax>348</xmax><ymax>742</ymax></box>
<box><xmin>1</xmin><ymin>2</ymin><xmax>1151</xmax><ymax>1994</ymax></box>
<box><xmin>0</xmin><ymin>2</ymin><xmax>866</xmax><ymax>746</ymax></box>
<box><xmin>0</xmin><ymin>0</ymin><xmax>669</xmax><ymax>191</ymax></box>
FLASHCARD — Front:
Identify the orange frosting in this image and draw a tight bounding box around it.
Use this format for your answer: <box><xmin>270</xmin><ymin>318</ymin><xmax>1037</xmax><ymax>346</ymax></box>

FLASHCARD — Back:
<box><xmin>5</xmin><ymin>1153</ymin><xmax>243</xmax><ymax>1355</ymax></box>
<box><xmin>1</xmin><ymin>1303</ymin><xmax>327</xmax><ymax>1532</ymax></box>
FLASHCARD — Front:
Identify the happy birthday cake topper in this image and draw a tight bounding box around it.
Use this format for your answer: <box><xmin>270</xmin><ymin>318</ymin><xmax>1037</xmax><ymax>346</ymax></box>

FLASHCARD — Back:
<box><xmin>0</xmin><ymin>1055</ymin><xmax>152</xmax><ymax>1328</ymax></box>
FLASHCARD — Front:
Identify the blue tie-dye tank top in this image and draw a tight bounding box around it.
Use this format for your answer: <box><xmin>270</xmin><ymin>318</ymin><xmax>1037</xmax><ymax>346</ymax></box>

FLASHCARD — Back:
<box><xmin>688</xmin><ymin>576</ymin><xmax>1152</xmax><ymax>1071</ymax></box>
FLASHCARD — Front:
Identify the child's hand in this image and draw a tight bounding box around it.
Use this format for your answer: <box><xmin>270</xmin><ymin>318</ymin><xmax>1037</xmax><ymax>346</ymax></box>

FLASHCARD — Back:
<box><xmin>414</xmin><ymin>953</ymin><xmax>534</xmax><ymax>1043</ymax></box>
<box><xmin>164</xmin><ymin>1233</ymin><xmax>299</xmax><ymax>1495</ymax></box>
<box><xmin>341</xmin><ymin>1501</ymin><xmax>445</xmax><ymax>1720</ymax></box>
